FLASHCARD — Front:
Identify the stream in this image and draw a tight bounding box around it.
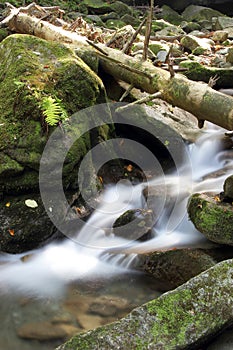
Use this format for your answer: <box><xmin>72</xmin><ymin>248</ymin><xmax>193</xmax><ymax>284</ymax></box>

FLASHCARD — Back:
<box><xmin>0</xmin><ymin>123</ymin><xmax>232</xmax><ymax>349</ymax></box>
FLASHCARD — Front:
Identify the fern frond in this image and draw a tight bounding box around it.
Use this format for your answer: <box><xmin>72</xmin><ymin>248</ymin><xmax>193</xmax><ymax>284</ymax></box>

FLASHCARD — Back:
<box><xmin>41</xmin><ymin>96</ymin><xmax>68</xmax><ymax>126</ymax></box>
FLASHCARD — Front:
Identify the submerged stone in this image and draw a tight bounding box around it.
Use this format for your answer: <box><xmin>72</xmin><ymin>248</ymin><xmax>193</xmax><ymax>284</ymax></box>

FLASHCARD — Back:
<box><xmin>56</xmin><ymin>259</ymin><xmax>233</xmax><ymax>350</ymax></box>
<box><xmin>188</xmin><ymin>193</ymin><xmax>233</xmax><ymax>245</ymax></box>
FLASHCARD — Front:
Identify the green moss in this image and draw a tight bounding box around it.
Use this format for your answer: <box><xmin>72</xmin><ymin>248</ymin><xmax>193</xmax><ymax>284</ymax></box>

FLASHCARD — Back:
<box><xmin>0</xmin><ymin>154</ymin><xmax>24</xmax><ymax>176</ymax></box>
<box><xmin>180</xmin><ymin>60</ymin><xmax>233</xmax><ymax>88</ymax></box>
<box><xmin>147</xmin><ymin>289</ymin><xmax>194</xmax><ymax>346</ymax></box>
<box><xmin>57</xmin><ymin>260</ymin><xmax>233</xmax><ymax>350</ymax></box>
<box><xmin>0</xmin><ymin>34</ymin><xmax>107</xmax><ymax>193</ymax></box>
<box><xmin>188</xmin><ymin>193</ymin><xmax>233</xmax><ymax>245</ymax></box>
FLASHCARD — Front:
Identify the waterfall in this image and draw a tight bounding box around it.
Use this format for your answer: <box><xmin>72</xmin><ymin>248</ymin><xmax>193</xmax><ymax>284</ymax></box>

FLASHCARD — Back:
<box><xmin>0</xmin><ymin>125</ymin><xmax>232</xmax><ymax>298</ymax></box>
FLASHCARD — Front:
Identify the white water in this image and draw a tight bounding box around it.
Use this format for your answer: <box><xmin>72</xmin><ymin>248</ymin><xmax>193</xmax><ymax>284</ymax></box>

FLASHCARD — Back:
<box><xmin>0</xmin><ymin>125</ymin><xmax>232</xmax><ymax>298</ymax></box>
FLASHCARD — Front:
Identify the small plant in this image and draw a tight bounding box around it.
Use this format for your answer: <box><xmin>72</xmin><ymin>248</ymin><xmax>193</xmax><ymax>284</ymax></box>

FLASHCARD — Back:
<box><xmin>41</xmin><ymin>96</ymin><xmax>68</xmax><ymax>126</ymax></box>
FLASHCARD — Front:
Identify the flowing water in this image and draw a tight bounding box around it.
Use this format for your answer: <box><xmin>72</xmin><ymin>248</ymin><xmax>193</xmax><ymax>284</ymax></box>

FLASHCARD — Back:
<box><xmin>0</xmin><ymin>124</ymin><xmax>232</xmax><ymax>349</ymax></box>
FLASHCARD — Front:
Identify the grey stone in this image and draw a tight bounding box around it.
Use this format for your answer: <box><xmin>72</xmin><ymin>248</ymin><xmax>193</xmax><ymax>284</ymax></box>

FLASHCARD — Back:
<box><xmin>182</xmin><ymin>5</ymin><xmax>223</xmax><ymax>23</ymax></box>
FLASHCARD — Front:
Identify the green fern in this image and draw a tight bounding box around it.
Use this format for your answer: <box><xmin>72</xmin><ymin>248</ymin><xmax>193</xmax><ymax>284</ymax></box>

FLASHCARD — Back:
<box><xmin>41</xmin><ymin>96</ymin><xmax>68</xmax><ymax>126</ymax></box>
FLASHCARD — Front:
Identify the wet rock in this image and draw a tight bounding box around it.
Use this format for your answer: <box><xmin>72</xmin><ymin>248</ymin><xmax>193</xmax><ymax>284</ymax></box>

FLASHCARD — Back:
<box><xmin>223</xmin><ymin>175</ymin><xmax>233</xmax><ymax>199</ymax></box>
<box><xmin>17</xmin><ymin>321</ymin><xmax>80</xmax><ymax>341</ymax></box>
<box><xmin>188</xmin><ymin>193</ymin><xmax>233</xmax><ymax>246</ymax></box>
<box><xmin>0</xmin><ymin>194</ymin><xmax>58</xmax><ymax>253</ymax></box>
<box><xmin>113</xmin><ymin>209</ymin><xmax>153</xmax><ymax>242</ymax></box>
<box><xmin>137</xmin><ymin>248</ymin><xmax>216</xmax><ymax>290</ymax></box>
<box><xmin>56</xmin><ymin>259</ymin><xmax>233</xmax><ymax>350</ymax></box>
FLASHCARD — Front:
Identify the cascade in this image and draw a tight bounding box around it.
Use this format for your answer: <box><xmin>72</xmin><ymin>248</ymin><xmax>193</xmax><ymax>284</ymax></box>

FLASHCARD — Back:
<box><xmin>0</xmin><ymin>125</ymin><xmax>232</xmax><ymax>298</ymax></box>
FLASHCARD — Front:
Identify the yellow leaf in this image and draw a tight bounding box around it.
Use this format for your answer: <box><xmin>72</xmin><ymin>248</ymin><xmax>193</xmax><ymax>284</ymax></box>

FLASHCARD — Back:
<box><xmin>5</xmin><ymin>202</ymin><xmax>11</xmax><ymax>207</ymax></box>
<box><xmin>214</xmin><ymin>195</ymin><xmax>221</xmax><ymax>202</ymax></box>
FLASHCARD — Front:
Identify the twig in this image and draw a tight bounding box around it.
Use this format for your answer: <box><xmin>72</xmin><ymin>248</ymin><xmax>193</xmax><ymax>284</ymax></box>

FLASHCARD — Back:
<box><xmin>143</xmin><ymin>0</ymin><xmax>154</xmax><ymax>61</ymax></box>
<box><xmin>208</xmin><ymin>74</ymin><xmax>219</xmax><ymax>88</ymax></box>
<box><xmin>119</xmin><ymin>83</ymin><xmax>134</xmax><ymax>102</ymax></box>
<box><xmin>105</xmin><ymin>29</ymin><xmax>119</xmax><ymax>47</ymax></box>
<box><xmin>166</xmin><ymin>44</ymin><xmax>175</xmax><ymax>78</ymax></box>
<box><xmin>122</xmin><ymin>16</ymin><xmax>147</xmax><ymax>54</ymax></box>
<box><xmin>86</xmin><ymin>40</ymin><xmax>108</xmax><ymax>55</ymax></box>
<box><xmin>116</xmin><ymin>91</ymin><xmax>162</xmax><ymax>113</ymax></box>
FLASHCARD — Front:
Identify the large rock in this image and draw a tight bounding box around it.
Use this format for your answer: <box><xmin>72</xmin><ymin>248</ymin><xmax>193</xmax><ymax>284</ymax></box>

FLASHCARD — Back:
<box><xmin>0</xmin><ymin>34</ymin><xmax>106</xmax><ymax>194</ymax></box>
<box><xmin>0</xmin><ymin>194</ymin><xmax>58</xmax><ymax>253</ymax></box>
<box><xmin>56</xmin><ymin>259</ymin><xmax>233</xmax><ymax>349</ymax></box>
<box><xmin>188</xmin><ymin>193</ymin><xmax>233</xmax><ymax>245</ymax></box>
<box><xmin>137</xmin><ymin>248</ymin><xmax>216</xmax><ymax>290</ymax></box>
<box><xmin>180</xmin><ymin>34</ymin><xmax>214</xmax><ymax>53</ymax></box>
<box><xmin>0</xmin><ymin>34</ymin><xmax>109</xmax><ymax>252</ymax></box>
<box><xmin>154</xmin><ymin>1</ymin><xmax>233</xmax><ymax>15</ymax></box>
<box><xmin>182</xmin><ymin>5</ymin><xmax>223</xmax><ymax>23</ymax></box>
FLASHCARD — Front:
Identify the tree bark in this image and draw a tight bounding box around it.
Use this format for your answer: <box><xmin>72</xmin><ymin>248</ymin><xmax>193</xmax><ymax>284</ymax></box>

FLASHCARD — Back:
<box><xmin>3</xmin><ymin>10</ymin><xmax>233</xmax><ymax>130</ymax></box>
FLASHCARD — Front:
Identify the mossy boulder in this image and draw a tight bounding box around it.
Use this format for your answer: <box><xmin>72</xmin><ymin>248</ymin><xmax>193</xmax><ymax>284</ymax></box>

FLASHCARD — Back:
<box><xmin>180</xmin><ymin>35</ymin><xmax>214</xmax><ymax>53</ymax></box>
<box><xmin>188</xmin><ymin>193</ymin><xmax>233</xmax><ymax>245</ymax></box>
<box><xmin>182</xmin><ymin>5</ymin><xmax>223</xmax><ymax>23</ymax></box>
<box><xmin>180</xmin><ymin>60</ymin><xmax>233</xmax><ymax>88</ymax></box>
<box><xmin>56</xmin><ymin>259</ymin><xmax>233</xmax><ymax>349</ymax></box>
<box><xmin>0</xmin><ymin>34</ymin><xmax>106</xmax><ymax>194</ymax></box>
<box><xmin>113</xmin><ymin>209</ymin><xmax>153</xmax><ymax>242</ymax></box>
<box><xmin>158</xmin><ymin>5</ymin><xmax>184</xmax><ymax>26</ymax></box>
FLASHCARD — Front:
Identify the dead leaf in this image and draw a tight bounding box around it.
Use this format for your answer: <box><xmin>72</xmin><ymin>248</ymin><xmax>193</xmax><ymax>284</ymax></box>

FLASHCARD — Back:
<box><xmin>125</xmin><ymin>164</ymin><xmax>133</xmax><ymax>172</ymax></box>
<box><xmin>8</xmin><ymin>229</ymin><xmax>15</xmax><ymax>236</ymax></box>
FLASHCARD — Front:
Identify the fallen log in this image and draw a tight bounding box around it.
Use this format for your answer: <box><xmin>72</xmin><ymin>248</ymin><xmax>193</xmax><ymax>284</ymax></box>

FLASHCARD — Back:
<box><xmin>2</xmin><ymin>5</ymin><xmax>233</xmax><ymax>130</ymax></box>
